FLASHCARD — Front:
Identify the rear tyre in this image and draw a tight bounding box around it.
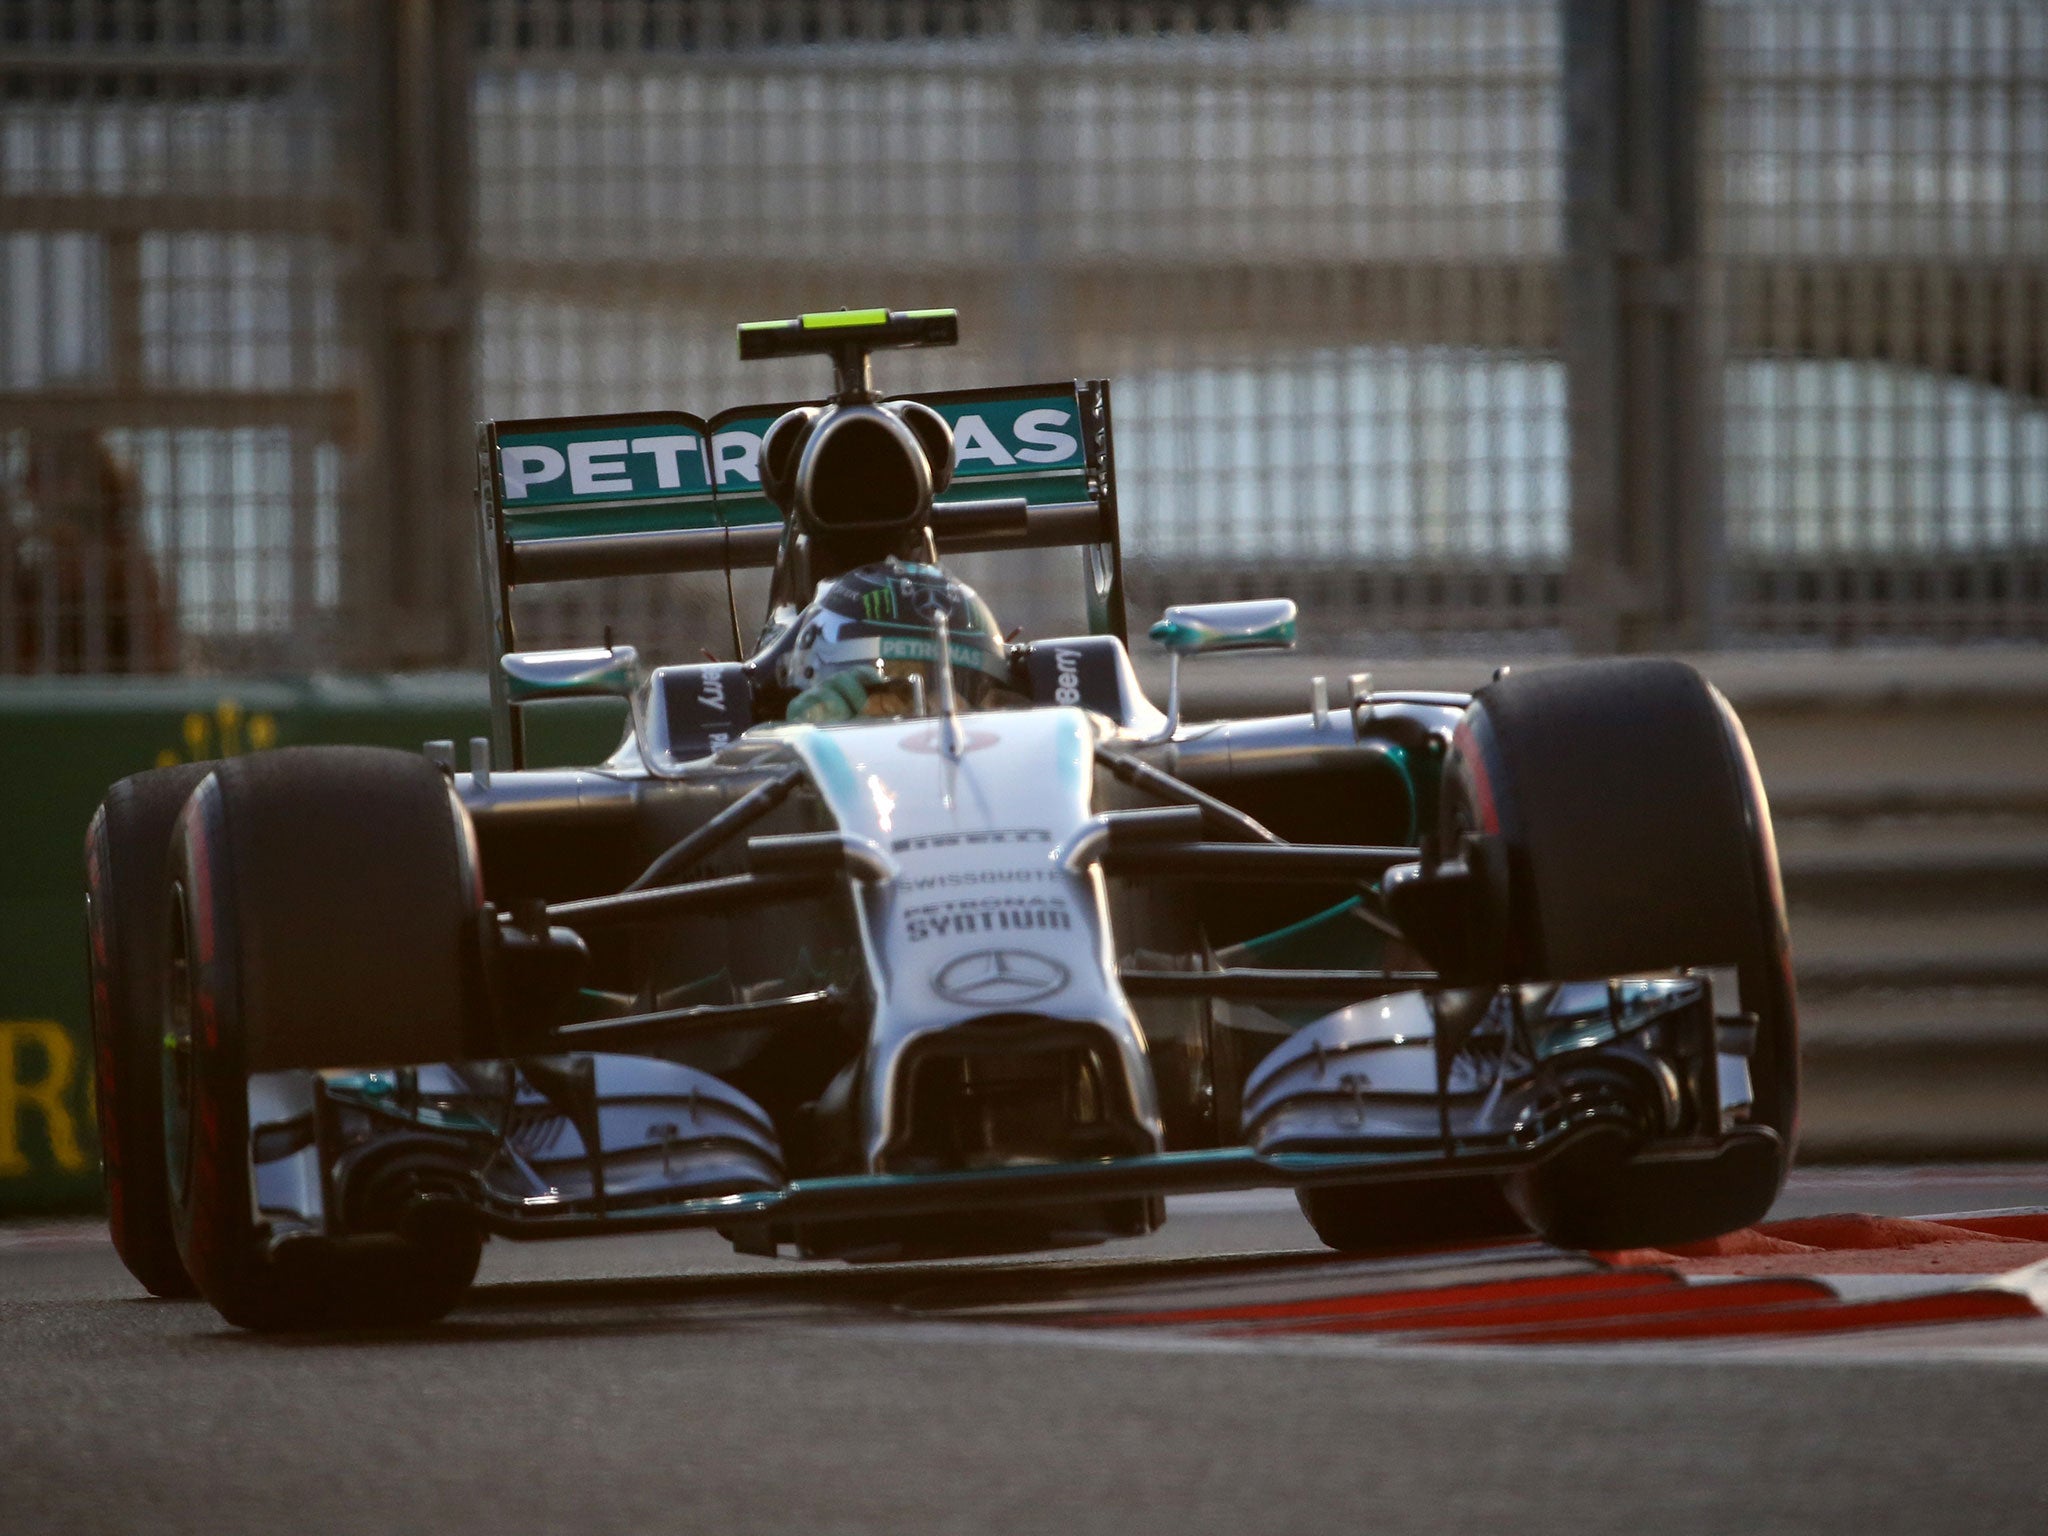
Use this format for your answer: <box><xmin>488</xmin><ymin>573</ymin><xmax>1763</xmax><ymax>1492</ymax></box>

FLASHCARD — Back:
<box><xmin>1444</xmin><ymin>659</ymin><xmax>1798</xmax><ymax>1250</ymax></box>
<box><xmin>165</xmin><ymin>747</ymin><xmax>488</xmax><ymax>1330</ymax></box>
<box><xmin>1297</xmin><ymin>1175</ymin><xmax>1527</xmax><ymax>1253</ymax></box>
<box><xmin>86</xmin><ymin>761</ymin><xmax>213</xmax><ymax>1298</ymax></box>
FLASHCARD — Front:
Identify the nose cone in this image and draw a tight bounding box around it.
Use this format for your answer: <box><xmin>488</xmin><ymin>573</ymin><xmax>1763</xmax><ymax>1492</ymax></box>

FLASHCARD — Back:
<box><xmin>926</xmin><ymin>949</ymin><xmax>1073</xmax><ymax>1010</ymax></box>
<box><xmin>780</xmin><ymin>708</ymin><xmax>1164</xmax><ymax>1172</ymax></box>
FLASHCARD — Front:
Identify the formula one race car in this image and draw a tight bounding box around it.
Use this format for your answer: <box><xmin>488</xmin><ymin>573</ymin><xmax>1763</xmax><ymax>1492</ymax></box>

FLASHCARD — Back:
<box><xmin>86</xmin><ymin>309</ymin><xmax>1798</xmax><ymax>1329</ymax></box>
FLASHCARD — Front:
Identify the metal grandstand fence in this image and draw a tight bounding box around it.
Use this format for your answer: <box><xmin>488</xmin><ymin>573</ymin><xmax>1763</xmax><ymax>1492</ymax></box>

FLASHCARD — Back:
<box><xmin>1714</xmin><ymin>2</ymin><xmax>2048</xmax><ymax>643</ymax></box>
<box><xmin>1</xmin><ymin>0</ymin><xmax>2041</xmax><ymax>672</ymax></box>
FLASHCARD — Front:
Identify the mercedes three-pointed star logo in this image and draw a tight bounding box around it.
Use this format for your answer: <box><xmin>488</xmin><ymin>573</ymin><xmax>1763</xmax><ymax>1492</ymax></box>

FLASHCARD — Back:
<box><xmin>907</xmin><ymin>583</ymin><xmax>955</xmax><ymax>623</ymax></box>
<box><xmin>930</xmin><ymin>948</ymin><xmax>1072</xmax><ymax>1008</ymax></box>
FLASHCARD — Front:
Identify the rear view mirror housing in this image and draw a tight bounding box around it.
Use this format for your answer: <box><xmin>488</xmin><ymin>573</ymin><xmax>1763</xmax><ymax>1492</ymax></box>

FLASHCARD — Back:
<box><xmin>1148</xmin><ymin>599</ymin><xmax>1298</xmax><ymax>657</ymax></box>
<box><xmin>500</xmin><ymin>645</ymin><xmax>641</xmax><ymax>704</ymax></box>
<box><xmin>1144</xmin><ymin>599</ymin><xmax>1298</xmax><ymax>741</ymax></box>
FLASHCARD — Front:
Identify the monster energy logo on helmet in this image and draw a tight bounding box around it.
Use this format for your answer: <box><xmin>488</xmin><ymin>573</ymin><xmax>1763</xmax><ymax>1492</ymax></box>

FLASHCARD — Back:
<box><xmin>820</xmin><ymin>563</ymin><xmax>993</xmax><ymax>637</ymax></box>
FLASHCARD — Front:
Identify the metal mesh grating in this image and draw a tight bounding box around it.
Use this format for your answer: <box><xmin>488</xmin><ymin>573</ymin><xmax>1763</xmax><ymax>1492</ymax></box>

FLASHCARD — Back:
<box><xmin>1712</xmin><ymin>0</ymin><xmax>2048</xmax><ymax>641</ymax></box>
<box><xmin>473</xmin><ymin>0</ymin><xmax>1569</xmax><ymax>658</ymax></box>
<box><xmin>2</xmin><ymin>0</ymin><xmax>2040</xmax><ymax>672</ymax></box>
<box><xmin>0</xmin><ymin>0</ymin><xmax>353</xmax><ymax>672</ymax></box>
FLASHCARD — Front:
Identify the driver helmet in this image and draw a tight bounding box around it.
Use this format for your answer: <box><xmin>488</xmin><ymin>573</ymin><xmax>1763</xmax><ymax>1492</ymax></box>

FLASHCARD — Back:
<box><xmin>784</xmin><ymin>560</ymin><xmax>1021</xmax><ymax>722</ymax></box>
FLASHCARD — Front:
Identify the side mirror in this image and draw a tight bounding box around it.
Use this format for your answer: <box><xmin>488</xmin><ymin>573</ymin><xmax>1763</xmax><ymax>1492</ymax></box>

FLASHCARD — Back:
<box><xmin>1148</xmin><ymin>599</ymin><xmax>1298</xmax><ymax>657</ymax></box>
<box><xmin>501</xmin><ymin>645</ymin><xmax>641</xmax><ymax>704</ymax></box>
<box><xmin>1144</xmin><ymin>599</ymin><xmax>1297</xmax><ymax>741</ymax></box>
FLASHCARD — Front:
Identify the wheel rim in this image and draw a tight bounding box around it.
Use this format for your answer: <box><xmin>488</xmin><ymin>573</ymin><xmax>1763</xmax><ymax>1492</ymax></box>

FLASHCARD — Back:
<box><xmin>162</xmin><ymin>881</ymin><xmax>195</xmax><ymax>1203</ymax></box>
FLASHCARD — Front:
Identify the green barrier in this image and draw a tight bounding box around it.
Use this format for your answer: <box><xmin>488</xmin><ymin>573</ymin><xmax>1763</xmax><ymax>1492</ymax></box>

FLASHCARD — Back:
<box><xmin>0</xmin><ymin>675</ymin><xmax>621</xmax><ymax>1215</ymax></box>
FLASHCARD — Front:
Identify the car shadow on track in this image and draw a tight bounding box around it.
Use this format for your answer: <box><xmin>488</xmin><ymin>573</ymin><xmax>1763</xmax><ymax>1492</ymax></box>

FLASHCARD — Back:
<box><xmin>197</xmin><ymin>1245</ymin><xmax>1367</xmax><ymax>1348</ymax></box>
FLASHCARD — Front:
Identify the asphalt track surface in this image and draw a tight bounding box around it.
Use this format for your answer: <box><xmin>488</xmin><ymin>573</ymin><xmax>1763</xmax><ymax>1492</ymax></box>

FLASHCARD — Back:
<box><xmin>7</xmin><ymin>1167</ymin><xmax>2048</xmax><ymax>1536</ymax></box>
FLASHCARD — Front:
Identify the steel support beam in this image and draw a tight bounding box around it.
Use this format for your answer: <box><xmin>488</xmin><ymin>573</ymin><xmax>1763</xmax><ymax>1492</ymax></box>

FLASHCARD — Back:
<box><xmin>1562</xmin><ymin>0</ymin><xmax>1721</xmax><ymax>653</ymax></box>
<box><xmin>340</xmin><ymin>1</ymin><xmax>477</xmax><ymax>668</ymax></box>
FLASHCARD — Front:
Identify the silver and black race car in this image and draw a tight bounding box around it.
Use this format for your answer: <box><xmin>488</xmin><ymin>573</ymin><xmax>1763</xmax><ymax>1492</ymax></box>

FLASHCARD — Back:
<box><xmin>86</xmin><ymin>309</ymin><xmax>1798</xmax><ymax>1329</ymax></box>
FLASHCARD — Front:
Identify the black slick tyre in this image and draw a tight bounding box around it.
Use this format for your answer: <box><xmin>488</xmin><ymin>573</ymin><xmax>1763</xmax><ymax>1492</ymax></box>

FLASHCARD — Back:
<box><xmin>85</xmin><ymin>761</ymin><xmax>214</xmax><ymax>1299</ymax></box>
<box><xmin>164</xmin><ymin>746</ymin><xmax>488</xmax><ymax>1330</ymax></box>
<box><xmin>1444</xmin><ymin>658</ymin><xmax>1799</xmax><ymax>1250</ymax></box>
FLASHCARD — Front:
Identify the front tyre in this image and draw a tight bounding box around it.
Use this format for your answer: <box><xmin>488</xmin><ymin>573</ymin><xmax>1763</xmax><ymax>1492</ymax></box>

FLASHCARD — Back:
<box><xmin>165</xmin><ymin>747</ymin><xmax>488</xmax><ymax>1330</ymax></box>
<box><xmin>1446</xmin><ymin>659</ymin><xmax>1798</xmax><ymax>1250</ymax></box>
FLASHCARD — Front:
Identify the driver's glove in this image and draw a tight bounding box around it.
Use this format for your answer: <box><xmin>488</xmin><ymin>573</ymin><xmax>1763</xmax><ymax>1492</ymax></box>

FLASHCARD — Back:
<box><xmin>785</xmin><ymin>668</ymin><xmax>870</xmax><ymax>723</ymax></box>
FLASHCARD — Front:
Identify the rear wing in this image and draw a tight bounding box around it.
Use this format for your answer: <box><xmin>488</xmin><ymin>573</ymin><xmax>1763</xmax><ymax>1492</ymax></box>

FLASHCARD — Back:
<box><xmin>475</xmin><ymin>378</ymin><xmax>1127</xmax><ymax>667</ymax></box>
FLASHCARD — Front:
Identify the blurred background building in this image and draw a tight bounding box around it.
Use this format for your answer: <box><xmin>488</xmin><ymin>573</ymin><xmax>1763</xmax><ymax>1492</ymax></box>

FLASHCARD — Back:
<box><xmin>2</xmin><ymin>0</ymin><xmax>2042</xmax><ymax>671</ymax></box>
